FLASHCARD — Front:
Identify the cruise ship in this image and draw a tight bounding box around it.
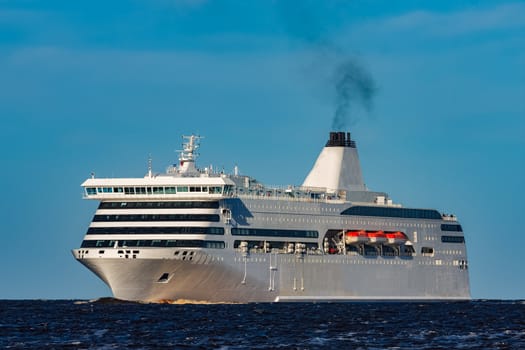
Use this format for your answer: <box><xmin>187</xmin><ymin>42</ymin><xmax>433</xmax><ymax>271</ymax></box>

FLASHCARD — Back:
<box><xmin>73</xmin><ymin>132</ymin><xmax>470</xmax><ymax>302</ymax></box>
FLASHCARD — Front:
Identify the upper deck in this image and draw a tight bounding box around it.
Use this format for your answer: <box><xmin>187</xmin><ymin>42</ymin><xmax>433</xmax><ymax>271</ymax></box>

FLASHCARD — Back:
<box><xmin>80</xmin><ymin>133</ymin><xmax>458</xmax><ymax>222</ymax></box>
<box><xmin>82</xmin><ymin>175</ymin><xmax>235</xmax><ymax>200</ymax></box>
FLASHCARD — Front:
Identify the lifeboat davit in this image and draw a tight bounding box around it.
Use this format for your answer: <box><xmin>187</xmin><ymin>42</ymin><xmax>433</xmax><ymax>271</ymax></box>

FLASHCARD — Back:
<box><xmin>367</xmin><ymin>230</ymin><xmax>387</xmax><ymax>244</ymax></box>
<box><xmin>345</xmin><ymin>230</ymin><xmax>368</xmax><ymax>244</ymax></box>
<box><xmin>385</xmin><ymin>231</ymin><xmax>408</xmax><ymax>245</ymax></box>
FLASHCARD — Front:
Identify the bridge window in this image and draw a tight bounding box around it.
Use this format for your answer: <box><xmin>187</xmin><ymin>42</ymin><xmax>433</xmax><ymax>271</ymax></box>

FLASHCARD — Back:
<box><xmin>152</xmin><ymin>187</ymin><xmax>164</xmax><ymax>194</ymax></box>
<box><xmin>209</xmin><ymin>186</ymin><xmax>223</xmax><ymax>194</ymax></box>
<box><xmin>164</xmin><ymin>187</ymin><xmax>176</xmax><ymax>194</ymax></box>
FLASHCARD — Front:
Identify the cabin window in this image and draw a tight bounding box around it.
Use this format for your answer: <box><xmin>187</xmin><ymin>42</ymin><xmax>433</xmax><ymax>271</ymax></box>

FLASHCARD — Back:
<box><xmin>441</xmin><ymin>235</ymin><xmax>465</xmax><ymax>243</ymax></box>
<box><xmin>421</xmin><ymin>247</ymin><xmax>434</xmax><ymax>255</ymax></box>
<box><xmin>441</xmin><ymin>224</ymin><xmax>463</xmax><ymax>232</ymax></box>
<box><xmin>177</xmin><ymin>186</ymin><xmax>188</xmax><ymax>192</ymax></box>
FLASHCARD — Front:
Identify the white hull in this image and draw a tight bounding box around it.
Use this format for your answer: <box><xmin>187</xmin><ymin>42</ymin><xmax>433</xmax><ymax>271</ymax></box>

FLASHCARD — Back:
<box><xmin>73</xmin><ymin>248</ymin><xmax>470</xmax><ymax>303</ymax></box>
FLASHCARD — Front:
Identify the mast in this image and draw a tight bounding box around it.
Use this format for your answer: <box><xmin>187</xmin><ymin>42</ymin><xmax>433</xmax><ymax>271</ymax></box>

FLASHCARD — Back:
<box><xmin>178</xmin><ymin>135</ymin><xmax>202</xmax><ymax>175</ymax></box>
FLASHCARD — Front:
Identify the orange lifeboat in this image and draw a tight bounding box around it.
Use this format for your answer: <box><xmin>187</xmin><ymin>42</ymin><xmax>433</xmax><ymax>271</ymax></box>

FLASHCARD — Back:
<box><xmin>345</xmin><ymin>230</ymin><xmax>368</xmax><ymax>244</ymax></box>
<box><xmin>385</xmin><ymin>231</ymin><xmax>408</xmax><ymax>245</ymax></box>
<box><xmin>367</xmin><ymin>230</ymin><xmax>387</xmax><ymax>244</ymax></box>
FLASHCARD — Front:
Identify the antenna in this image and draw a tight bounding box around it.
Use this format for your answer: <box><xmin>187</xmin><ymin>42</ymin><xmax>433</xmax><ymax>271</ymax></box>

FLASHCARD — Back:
<box><xmin>148</xmin><ymin>154</ymin><xmax>152</xmax><ymax>178</ymax></box>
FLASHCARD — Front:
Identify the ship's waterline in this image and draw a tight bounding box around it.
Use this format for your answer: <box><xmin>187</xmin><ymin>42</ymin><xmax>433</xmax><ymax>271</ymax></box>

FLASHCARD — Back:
<box><xmin>73</xmin><ymin>132</ymin><xmax>470</xmax><ymax>302</ymax></box>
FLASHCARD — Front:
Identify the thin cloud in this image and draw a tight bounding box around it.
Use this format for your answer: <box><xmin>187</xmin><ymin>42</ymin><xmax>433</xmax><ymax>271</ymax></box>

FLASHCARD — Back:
<box><xmin>157</xmin><ymin>0</ymin><xmax>208</xmax><ymax>8</ymax></box>
<box><xmin>355</xmin><ymin>2</ymin><xmax>525</xmax><ymax>37</ymax></box>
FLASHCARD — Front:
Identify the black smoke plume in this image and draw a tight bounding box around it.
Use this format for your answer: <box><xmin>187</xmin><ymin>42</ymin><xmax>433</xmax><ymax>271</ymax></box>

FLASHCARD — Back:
<box><xmin>277</xmin><ymin>1</ymin><xmax>376</xmax><ymax>130</ymax></box>
<box><xmin>333</xmin><ymin>59</ymin><xmax>376</xmax><ymax>130</ymax></box>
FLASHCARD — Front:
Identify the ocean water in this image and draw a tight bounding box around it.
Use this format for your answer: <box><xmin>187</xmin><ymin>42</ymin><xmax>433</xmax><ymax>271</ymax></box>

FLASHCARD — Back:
<box><xmin>1</xmin><ymin>300</ymin><xmax>524</xmax><ymax>349</ymax></box>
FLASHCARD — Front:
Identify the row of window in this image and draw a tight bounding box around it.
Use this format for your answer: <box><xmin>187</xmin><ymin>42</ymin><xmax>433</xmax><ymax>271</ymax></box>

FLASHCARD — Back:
<box><xmin>441</xmin><ymin>235</ymin><xmax>465</xmax><ymax>243</ymax></box>
<box><xmin>92</xmin><ymin>214</ymin><xmax>220</xmax><ymax>222</ymax></box>
<box><xmin>441</xmin><ymin>224</ymin><xmax>463</xmax><ymax>232</ymax></box>
<box><xmin>86</xmin><ymin>186</ymin><xmax>225</xmax><ymax>196</ymax></box>
<box><xmin>231</xmin><ymin>228</ymin><xmax>319</xmax><ymax>238</ymax></box>
<box><xmin>86</xmin><ymin>226</ymin><xmax>224</xmax><ymax>235</ymax></box>
<box><xmin>345</xmin><ymin>244</ymin><xmax>415</xmax><ymax>257</ymax></box>
<box><xmin>341</xmin><ymin>206</ymin><xmax>441</xmax><ymax>220</ymax></box>
<box><xmin>98</xmin><ymin>201</ymin><xmax>220</xmax><ymax>209</ymax></box>
<box><xmin>233</xmin><ymin>240</ymin><xmax>319</xmax><ymax>250</ymax></box>
<box><xmin>81</xmin><ymin>239</ymin><xmax>225</xmax><ymax>249</ymax></box>
<box><xmin>340</xmin><ymin>206</ymin><xmax>442</xmax><ymax>220</ymax></box>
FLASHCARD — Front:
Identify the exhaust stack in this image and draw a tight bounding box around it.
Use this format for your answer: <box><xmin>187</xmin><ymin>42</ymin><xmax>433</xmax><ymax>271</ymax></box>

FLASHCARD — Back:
<box><xmin>302</xmin><ymin>132</ymin><xmax>365</xmax><ymax>192</ymax></box>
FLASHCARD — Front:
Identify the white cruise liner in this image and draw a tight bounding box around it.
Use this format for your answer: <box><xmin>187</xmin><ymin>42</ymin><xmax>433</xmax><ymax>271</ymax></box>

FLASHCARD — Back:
<box><xmin>73</xmin><ymin>132</ymin><xmax>470</xmax><ymax>302</ymax></box>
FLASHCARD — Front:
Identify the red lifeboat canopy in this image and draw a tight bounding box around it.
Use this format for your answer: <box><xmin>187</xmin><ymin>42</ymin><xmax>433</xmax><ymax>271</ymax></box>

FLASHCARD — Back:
<box><xmin>346</xmin><ymin>230</ymin><xmax>366</xmax><ymax>237</ymax></box>
<box><xmin>367</xmin><ymin>230</ymin><xmax>387</xmax><ymax>243</ymax></box>
<box><xmin>385</xmin><ymin>231</ymin><xmax>408</xmax><ymax>244</ymax></box>
<box><xmin>345</xmin><ymin>230</ymin><xmax>368</xmax><ymax>244</ymax></box>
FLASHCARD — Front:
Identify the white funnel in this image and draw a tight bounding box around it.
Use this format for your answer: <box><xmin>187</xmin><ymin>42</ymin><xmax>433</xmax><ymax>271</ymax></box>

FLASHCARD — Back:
<box><xmin>302</xmin><ymin>132</ymin><xmax>365</xmax><ymax>192</ymax></box>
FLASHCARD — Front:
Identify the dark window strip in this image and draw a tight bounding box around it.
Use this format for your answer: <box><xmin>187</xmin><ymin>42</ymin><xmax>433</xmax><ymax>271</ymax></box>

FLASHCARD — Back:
<box><xmin>86</xmin><ymin>226</ymin><xmax>224</xmax><ymax>235</ymax></box>
<box><xmin>441</xmin><ymin>224</ymin><xmax>463</xmax><ymax>232</ymax></box>
<box><xmin>93</xmin><ymin>214</ymin><xmax>220</xmax><ymax>222</ymax></box>
<box><xmin>231</xmin><ymin>228</ymin><xmax>318</xmax><ymax>238</ymax></box>
<box><xmin>340</xmin><ymin>206</ymin><xmax>442</xmax><ymax>220</ymax></box>
<box><xmin>81</xmin><ymin>239</ymin><xmax>225</xmax><ymax>249</ymax></box>
<box><xmin>233</xmin><ymin>240</ymin><xmax>318</xmax><ymax>250</ymax></box>
<box><xmin>98</xmin><ymin>201</ymin><xmax>220</xmax><ymax>209</ymax></box>
<box><xmin>441</xmin><ymin>235</ymin><xmax>465</xmax><ymax>243</ymax></box>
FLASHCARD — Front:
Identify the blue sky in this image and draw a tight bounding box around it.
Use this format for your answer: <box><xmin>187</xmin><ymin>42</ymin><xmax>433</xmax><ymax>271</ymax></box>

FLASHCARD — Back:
<box><xmin>0</xmin><ymin>0</ymin><xmax>523</xmax><ymax>299</ymax></box>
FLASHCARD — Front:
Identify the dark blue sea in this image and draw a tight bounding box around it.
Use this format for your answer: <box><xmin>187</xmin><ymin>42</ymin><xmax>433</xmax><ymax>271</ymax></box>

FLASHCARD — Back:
<box><xmin>1</xmin><ymin>300</ymin><xmax>524</xmax><ymax>349</ymax></box>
